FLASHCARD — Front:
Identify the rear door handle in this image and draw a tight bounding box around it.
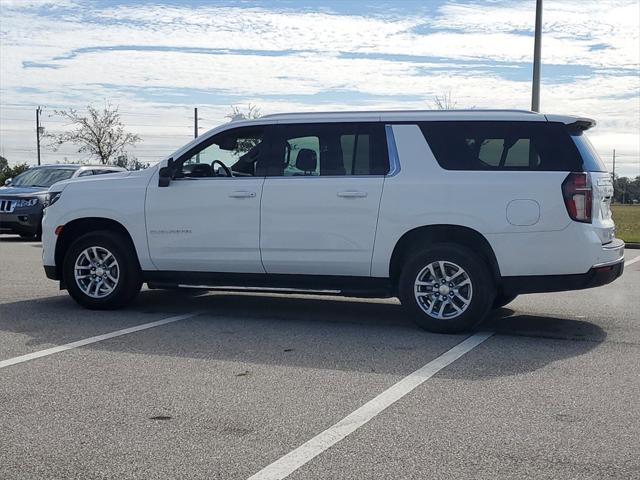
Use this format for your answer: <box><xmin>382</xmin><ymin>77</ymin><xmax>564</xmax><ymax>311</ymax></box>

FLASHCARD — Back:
<box><xmin>337</xmin><ymin>191</ymin><xmax>367</xmax><ymax>198</ymax></box>
<box><xmin>228</xmin><ymin>191</ymin><xmax>256</xmax><ymax>198</ymax></box>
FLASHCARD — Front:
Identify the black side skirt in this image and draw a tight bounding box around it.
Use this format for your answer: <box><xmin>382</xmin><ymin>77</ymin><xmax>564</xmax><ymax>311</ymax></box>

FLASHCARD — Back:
<box><xmin>143</xmin><ymin>271</ymin><xmax>394</xmax><ymax>298</ymax></box>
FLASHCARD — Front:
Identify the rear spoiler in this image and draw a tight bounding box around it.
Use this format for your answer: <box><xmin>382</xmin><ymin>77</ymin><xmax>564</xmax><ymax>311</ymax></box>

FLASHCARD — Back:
<box><xmin>545</xmin><ymin>114</ymin><xmax>596</xmax><ymax>132</ymax></box>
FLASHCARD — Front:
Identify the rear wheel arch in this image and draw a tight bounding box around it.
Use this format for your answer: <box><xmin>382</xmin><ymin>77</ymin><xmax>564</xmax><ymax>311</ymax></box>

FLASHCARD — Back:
<box><xmin>389</xmin><ymin>225</ymin><xmax>501</xmax><ymax>290</ymax></box>
<box><xmin>55</xmin><ymin>217</ymin><xmax>140</xmax><ymax>279</ymax></box>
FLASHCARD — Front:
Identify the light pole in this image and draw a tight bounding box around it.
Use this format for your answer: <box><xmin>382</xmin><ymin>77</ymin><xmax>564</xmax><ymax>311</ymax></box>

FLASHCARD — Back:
<box><xmin>36</xmin><ymin>106</ymin><xmax>44</xmax><ymax>165</ymax></box>
<box><xmin>531</xmin><ymin>0</ymin><xmax>543</xmax><ymax>112</ymax></box>
<box><xmin>194</xmin><ymin>107</ymin><xmax>198</xmax><ymax>139</ymax></box>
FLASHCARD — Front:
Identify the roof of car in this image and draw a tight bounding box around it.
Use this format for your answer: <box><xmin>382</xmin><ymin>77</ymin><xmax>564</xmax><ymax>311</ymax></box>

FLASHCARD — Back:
<box><xmin>169</xmin><ymin>109</ymin><xmax>595</xmax><ymax>163</ymax></box>
<box><xmin>243</xmin><ymin>109</ymin><xmax>593</xmax><ymax>126</ymax></box>
<box><xmin>261</xmin><ymin>109</ymin><xmax>537</xmax><ymax>119</ymax></box>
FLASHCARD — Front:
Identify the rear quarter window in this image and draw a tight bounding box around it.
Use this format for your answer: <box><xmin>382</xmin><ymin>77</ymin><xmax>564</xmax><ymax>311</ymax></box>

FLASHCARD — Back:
<box><xmin>571</xmin><ymin>132</ymin><xmax>607</xmax><ymax>172</ymax></box>
<box><xmin>419</xmin><ymin>121</ymin><xmax>584</xmax><ymax>172</ymax></box>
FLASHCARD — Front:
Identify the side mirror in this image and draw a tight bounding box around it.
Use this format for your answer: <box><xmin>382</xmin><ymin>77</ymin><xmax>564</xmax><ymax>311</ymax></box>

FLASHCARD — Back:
<box><xmin>4</xmin><ymin>178</ymin><xmax>12</xmax><ymax>186</ymax></box>
<box><xmin>158</xmin><ymin>158</ymin><xmax>174</xmax><ymax>187</ymax></box>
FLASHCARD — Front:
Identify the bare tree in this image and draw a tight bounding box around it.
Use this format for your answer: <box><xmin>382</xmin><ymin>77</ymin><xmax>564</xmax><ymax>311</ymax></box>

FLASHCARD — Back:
<box><xmin>225</xmin><ymin>104</ymin><xmax>262</xmax><ymax>155</ymax></box>
<box><xmin>47</xmin><ymin>103</ymin><xmax>140</xmax><ymax>165</ymax></box>
<box><xmin>225</xmin><ymin>103</ymin><xmax>262</xmax><ymax>122</ymax></box>
<box><xmin>432</xmin><ymin>91</ymin><xmax>458</xmax><ymax>110</ymax></box>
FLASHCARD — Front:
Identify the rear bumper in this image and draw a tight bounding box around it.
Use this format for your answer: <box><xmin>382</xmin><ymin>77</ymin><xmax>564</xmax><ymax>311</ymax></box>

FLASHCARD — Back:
<box><xmin>502</xmin><ymin>256</ymin><xmax>624</xmax><ymax>295</ymax></box>
<box><xmin>503</xmin><ymin>237</ymin><xmax>625</xmax><ymax>295</ymax></box>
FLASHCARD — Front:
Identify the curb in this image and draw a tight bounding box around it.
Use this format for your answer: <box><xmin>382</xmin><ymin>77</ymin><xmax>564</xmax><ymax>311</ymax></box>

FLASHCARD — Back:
<box><xmin>625</xmin><ymin>242</ymin><xmax>640</xmax><ymax>250</ymax></box>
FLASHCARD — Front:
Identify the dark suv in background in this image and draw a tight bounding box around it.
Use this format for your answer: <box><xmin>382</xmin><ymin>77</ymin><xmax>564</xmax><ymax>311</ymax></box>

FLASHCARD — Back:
<box><xmin>0</xmin><ymin>164</ymin><xmax>125</xmax><ymax>239</ymax></box>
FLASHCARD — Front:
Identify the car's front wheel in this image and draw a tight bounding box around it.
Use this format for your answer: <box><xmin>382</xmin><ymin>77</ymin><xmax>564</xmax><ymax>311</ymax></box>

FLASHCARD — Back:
<box><xmin>63</xmin><ymin>230</ymin><xmax>142</xmax><ymax>309</ymax></box>
<box><xmin>398</xmin><ymin>244</ymin><xmax>495</xmax><ymax>333</ymax></box>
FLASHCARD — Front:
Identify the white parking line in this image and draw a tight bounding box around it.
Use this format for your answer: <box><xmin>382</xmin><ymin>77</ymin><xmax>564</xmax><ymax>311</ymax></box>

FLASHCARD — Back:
<box><xmin>625</xmin><ymin>255</ymin><xmax>640</xmax><ymax>267</ymax></box>
<box><xmin>0</xmin><ymin>312</ymin><xmax>199</xmax><ymax>369</ymax></box>
<box><xmin>247</xmin><ymin>331</ymin><xmax>494</xmax><ymax>480</ymax></box>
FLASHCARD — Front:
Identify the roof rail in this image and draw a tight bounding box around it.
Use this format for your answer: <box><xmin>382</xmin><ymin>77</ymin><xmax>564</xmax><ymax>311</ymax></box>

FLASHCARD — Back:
<box><xmin>261</xmin><ymin>109</ymin><xmax>536</xmax><ymax>118</ymax></box>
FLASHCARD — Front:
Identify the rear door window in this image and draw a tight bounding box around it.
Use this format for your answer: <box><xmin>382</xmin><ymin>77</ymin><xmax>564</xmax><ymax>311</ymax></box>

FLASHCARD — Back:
<box><xmin>419</xmin><ymin>121</ymin><xmax>583</xmax><ymax>171</ymax></box>
<box><xmin>270</xmin><ymin>123</ymin><xmax>389</xmax><ymax>176</ymax></box>
<box><xmin>283</xmin><ymin>135</ymin><xmax>321</xmax><ymax>176</ymax></box>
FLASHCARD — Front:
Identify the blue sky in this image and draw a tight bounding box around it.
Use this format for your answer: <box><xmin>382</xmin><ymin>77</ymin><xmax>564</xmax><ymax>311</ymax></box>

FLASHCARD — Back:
<box><xmin>1</xmin><ymin>0</ymin><xmax>639</xmax><ymax>176</ymax></box>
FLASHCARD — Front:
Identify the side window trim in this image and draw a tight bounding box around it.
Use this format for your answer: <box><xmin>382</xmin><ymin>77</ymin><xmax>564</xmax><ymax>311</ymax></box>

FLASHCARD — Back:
<box><xmin>385</xmin><ymin>125</ymin><xmax>401</xmax><ymax>177</ymax></box>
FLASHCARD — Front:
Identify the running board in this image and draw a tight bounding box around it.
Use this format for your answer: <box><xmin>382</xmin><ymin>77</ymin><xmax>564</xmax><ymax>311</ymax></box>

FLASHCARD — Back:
<box><xmin>182</xmin><ymin>284</ymin><xmax>341</xmax><ymax>295</ymax></box>
<box><xmin>143</xmin><ymin>271</ymin><xmax>394</xmax><ymax>298</ymax></box>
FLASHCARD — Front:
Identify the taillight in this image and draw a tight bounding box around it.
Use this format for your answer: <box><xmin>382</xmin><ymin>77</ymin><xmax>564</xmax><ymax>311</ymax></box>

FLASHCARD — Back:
<box><xmin>562</xmin><ymin>172</ymin><xmax>592</xmax><ymax>223</ymax></box>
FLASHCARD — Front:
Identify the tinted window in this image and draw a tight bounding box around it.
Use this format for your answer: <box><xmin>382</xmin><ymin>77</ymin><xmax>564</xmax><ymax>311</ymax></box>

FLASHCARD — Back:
<box><xmin>78</xmin><ymin>170</ymin><xmax>93</xmax><ymax>177</ymax></box>
<box><xmin>571</xmin><ymin>132</ymin><xmax>607</xmax><ymax>172</ymax></box>
<box><xmin>284</xmin><ymin>135</ymin><xmax>321</xmax><ymax>176</ymax></box>
<box><xmin>419</xmin><ymin>121</ymin><xmax>583</xmax><ymax>171</ymax></box>
<box><xmin>177</xmin><ymin>126</ymin><xmax>266</xmax><ymax>178</ymax></box>
<box><xmin>271</xmin><ymin>123</ymin><xmax>389</xmax><ymax>176</ymax></box>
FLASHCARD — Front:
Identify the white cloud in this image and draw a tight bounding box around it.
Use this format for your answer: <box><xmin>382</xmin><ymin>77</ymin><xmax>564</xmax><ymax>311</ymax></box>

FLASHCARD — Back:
<box><xmin>0</xmin><ymin>1</ymin><xmax>638</xmax><ymax>175</ymax></box>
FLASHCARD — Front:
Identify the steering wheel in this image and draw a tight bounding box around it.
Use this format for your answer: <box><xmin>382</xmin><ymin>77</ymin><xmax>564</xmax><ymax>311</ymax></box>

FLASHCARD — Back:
<box><xmin>211</xmin><ymin>160</ymin><xmax>233</xmax><ymax>177</ymax></box>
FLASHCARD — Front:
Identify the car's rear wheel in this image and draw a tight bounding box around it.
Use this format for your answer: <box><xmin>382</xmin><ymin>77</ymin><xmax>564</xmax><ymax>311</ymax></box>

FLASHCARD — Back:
<box><xmin>63</xmin><ymin>230</ymin><xmax>142</xmax><ymax>309</ymax></box>
<box><xmin>398</xmin><ymin>244</ymin><xmax>495</xmax><ymax>333</ymax></box>
<box><xmin>492</xmin><ymin>293</ymin><xmax>518</xmax><ymax>309</ymax></box>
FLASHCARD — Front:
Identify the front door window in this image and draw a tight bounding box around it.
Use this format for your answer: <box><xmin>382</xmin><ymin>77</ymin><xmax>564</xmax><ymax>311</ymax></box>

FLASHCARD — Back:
<box><xmin>178</xmin><ymin>126</ymin><xmax>266</xmax><ymax>178</ymax></box>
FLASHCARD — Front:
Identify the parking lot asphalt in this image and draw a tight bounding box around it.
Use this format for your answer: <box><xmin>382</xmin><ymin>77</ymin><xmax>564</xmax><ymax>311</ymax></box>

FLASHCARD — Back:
<box><xmin>1</xmin><ymin>236</ymin><xmax>639</xmax><ymax>480</ymax></box>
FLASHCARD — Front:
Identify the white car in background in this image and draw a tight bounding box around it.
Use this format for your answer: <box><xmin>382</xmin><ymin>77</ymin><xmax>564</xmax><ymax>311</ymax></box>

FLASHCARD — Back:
<box><xmin>41</xmin><ymin>110</ymin><xmax>624</xmax><ymax>333</ymax></box>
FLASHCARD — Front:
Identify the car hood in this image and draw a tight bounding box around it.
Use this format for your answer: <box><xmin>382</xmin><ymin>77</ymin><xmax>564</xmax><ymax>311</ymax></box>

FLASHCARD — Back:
<box><xmin>49</xmin><ymin>170</ymin><xmax>133</xmax><ymax>192</ymax></box>
<box><xmin>0</xmin><ymin>185</ymin><xmax>48</xmax><ymax>197</ymax></box>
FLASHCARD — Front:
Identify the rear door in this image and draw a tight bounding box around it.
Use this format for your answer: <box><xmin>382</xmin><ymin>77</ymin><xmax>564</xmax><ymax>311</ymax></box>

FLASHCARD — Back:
<box><xmin>260</xmin><ymin>122</ymin><xmax>388</xmax><ymax>276</ymax></box>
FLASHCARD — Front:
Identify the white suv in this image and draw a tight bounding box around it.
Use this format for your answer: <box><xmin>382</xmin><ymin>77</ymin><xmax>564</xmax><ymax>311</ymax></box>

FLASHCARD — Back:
<box><xmin>42</xmin><ymin>110</ymin><xmax>625</xmax><ymax>333</ymax></box>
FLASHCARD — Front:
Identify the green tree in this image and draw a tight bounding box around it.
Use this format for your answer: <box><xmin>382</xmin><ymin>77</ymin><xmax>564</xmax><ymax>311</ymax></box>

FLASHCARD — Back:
<box><xmin>0</xmin><ymin>156</ymin><xmax>30</xmax><ymax>185</ymax></box>
<box><xmin>613</xmin><ymin>175</ymin><xmax>640</xmax><ymax>204</ymax></box>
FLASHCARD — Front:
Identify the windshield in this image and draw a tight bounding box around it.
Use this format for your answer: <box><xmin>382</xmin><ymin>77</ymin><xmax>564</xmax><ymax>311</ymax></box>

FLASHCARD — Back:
<box><xmin>10</xmin><ymin>168</ymin><xmax>77</xmax><ymax>187</ymax></box>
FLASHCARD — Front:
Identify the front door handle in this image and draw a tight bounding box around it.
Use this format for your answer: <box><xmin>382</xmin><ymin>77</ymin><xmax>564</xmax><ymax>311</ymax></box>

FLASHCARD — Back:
<box><xmin>337</xmin><ymin>191</ymin><xmax>367</xmax><ymax>198</ymax></box>
<box><xmin>228</xmin><ymin>191</ymin><xmax>256</xmax><ymax>198</ymax></box>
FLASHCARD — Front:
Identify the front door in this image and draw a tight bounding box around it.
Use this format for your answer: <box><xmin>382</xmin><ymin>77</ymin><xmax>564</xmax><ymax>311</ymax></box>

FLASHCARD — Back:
<box><xmin>260</xmin><ymin>122</ymin><xmax>389</xmax><ymax>277</ymax></box>
<box><xmin>145</xmin><ymin>125</ymin><xmax>269</xmax><ymax>273</ymax></box>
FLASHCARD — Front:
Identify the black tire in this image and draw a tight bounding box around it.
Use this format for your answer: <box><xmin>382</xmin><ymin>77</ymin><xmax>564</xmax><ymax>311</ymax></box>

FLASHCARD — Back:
<box><xmin>398</xmin><ymin>244</ymin><xmax>495</xmax><ymax>334</ymax></box>
<box><xmin>492</xmin><ymin>293</ymin><xmax>518</xmax><ymax>309</ymax></box>
<box><xmin>63</xmin><ymin>230</ymin><xmax>142</xmax><ymax>310</ymax></box>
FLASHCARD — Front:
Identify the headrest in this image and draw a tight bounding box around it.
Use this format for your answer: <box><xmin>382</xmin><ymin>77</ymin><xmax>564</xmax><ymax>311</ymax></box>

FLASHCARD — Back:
<box><xmin>296</xmin><ymin>149</ymin><xmax>317</xmax><ymax>173</ymax></box>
